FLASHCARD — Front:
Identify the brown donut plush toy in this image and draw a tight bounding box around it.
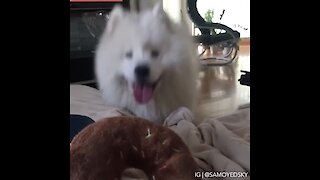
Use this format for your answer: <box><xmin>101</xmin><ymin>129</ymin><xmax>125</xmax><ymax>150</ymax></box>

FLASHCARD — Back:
<box><xmin>70</xmin><ymin>116</ymin><xmax>198</xmax><ymax>180</ymax></box>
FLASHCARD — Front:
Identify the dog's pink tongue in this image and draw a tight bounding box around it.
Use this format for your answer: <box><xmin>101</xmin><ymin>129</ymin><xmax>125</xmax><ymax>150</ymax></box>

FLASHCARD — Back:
<box><xmin>133</xmin><ymin>83</ymin><xmax>154</xmax><ymax>104</ymax></box>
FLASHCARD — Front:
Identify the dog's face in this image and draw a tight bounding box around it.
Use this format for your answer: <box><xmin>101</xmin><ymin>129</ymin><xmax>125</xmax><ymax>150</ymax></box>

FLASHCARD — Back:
<box><xmin>121</xmin><ymin>41</ymin><xmax>164</xmax><ymax>104</ymax></box>
<box><xmin>100</xmin><ymin>3</ymin><xmax>174</xmax><ymax>104</ymax></box>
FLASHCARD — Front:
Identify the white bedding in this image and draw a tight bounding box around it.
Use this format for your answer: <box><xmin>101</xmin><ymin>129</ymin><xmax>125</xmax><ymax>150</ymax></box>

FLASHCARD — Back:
<box><xmin>164</xmin><ymin>107</ymin><xmax>250</xmax><ymax>180</ymax></box>
<box><xmin>70</xmin><ymin>85</ymin><xmax>127</xmax><ymax>121</ymax></box>
<box><xmin>70</xmin><ymin>85</ymin><xmax>250</xmax><ymax>179</ymax></box>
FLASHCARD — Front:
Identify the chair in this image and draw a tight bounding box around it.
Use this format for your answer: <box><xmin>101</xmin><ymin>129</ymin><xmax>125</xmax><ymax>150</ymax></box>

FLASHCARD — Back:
<box><xmin>186</xmin><ymin>0</ymin><xmax>240</xmax><ymax>66</ymax></box>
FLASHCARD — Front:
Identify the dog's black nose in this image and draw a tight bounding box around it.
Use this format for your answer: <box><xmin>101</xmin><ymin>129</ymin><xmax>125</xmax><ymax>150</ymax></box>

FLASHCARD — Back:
<box><xmin>135</xmin><ymin>65</ymin><xmax>150</xmax><ymax>82</ymax></box>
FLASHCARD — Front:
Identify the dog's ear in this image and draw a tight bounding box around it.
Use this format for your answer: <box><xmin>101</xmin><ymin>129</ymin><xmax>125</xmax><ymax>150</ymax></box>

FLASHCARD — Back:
<box><xmin>152</xmin><ymin>1</ymin><xmax>173</xmax><ymax>31</ymax></box>
<box><xmin>106</xmin><ymin>5</ymin><xmax>124</xmax><ymax>35</ymax></box>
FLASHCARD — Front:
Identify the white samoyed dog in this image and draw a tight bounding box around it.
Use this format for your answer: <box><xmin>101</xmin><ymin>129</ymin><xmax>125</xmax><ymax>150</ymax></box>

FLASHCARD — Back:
<box><xmin>95</xmin><ymin>2</ymin><xmax>199</xmax><ymax>124</ymax></box>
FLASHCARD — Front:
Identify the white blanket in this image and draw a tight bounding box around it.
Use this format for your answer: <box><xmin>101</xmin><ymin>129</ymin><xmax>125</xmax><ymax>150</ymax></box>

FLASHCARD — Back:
<box><xmin>70</xmin><ymin>85</ymin><xmax>250</xmax><ymax>179</ymax></box>
<box><xmin>164</xmin><ymin>107</ymin><xmax>250</xmax><ymax>180</ymax></box>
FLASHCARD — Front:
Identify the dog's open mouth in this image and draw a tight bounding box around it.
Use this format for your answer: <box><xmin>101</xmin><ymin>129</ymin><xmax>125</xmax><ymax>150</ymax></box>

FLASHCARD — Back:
<box><xmin>132</xmin><ymin>81</ymin><xmax>158</xmax><ymax>104</ymax></box>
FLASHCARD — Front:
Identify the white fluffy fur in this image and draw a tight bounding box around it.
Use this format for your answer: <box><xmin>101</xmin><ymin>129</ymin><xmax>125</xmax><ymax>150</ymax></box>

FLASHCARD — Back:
<box><xmin>95</xmin><ymin>3</ymin><xmax>199</xmax><ymax>124</ymax></box>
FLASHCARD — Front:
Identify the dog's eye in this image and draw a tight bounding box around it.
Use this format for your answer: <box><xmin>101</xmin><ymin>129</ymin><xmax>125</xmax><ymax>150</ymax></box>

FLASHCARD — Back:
<box><xmin>151</xmin><ymin>50</ymin><xmax>159</xmax><ymax>58</ymax></box>
<box><xmin>125</xmin><ymin>50</ymin><xmax>133</xmax><ymax>58</ymax></box>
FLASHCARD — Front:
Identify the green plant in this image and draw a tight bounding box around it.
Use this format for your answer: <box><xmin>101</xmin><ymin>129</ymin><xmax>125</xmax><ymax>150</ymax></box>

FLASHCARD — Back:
<box><xmin>204</xmin><ymin>9</ymin><xmax>214</xmax><ymax>23</ymax></box>
<box><xmin>203</xmin><ymin>9</ymin><xmax>216</xmax><ymax>36</ymax></box>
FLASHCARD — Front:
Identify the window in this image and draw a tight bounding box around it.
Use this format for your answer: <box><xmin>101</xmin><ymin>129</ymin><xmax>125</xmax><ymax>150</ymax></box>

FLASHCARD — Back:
<box><xmin>196</xmin><ymin>0</ymin><xmax>250</xmax><ymax>38</ymax></box>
